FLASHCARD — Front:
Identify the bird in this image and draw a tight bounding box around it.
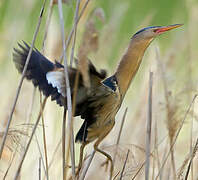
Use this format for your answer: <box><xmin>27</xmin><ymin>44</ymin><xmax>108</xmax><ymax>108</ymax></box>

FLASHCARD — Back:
<box><xmin>13</xmin><ymin>24</ymin><xmax>182</xmax><ymax>178</ymax></box>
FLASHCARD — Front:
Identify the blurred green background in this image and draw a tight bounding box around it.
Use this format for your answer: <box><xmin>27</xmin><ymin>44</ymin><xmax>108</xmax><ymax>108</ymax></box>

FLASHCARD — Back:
<box><xmin>1</xmin><ymin>0</ymin><xmax>198</xmax><ymax>179</ymax></box>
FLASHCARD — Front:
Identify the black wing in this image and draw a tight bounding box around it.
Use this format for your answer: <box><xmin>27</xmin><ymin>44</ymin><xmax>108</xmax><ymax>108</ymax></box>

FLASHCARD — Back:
<box><xmin>13</xmin><ymin>42</ymin><xmax>64</xmax><ymax>102</ymax></box>
<box><xmin>13</xmin><ymin>42</ymin><xmax>107</xmax><ymax>109</ymax></box>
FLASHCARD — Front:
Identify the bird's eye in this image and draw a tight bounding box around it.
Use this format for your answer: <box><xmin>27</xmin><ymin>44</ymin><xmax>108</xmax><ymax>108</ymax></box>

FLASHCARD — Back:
<box><xmin>153</xmin><ymin>29</ymin><xmax>158</xmax><ymax>33</ymax></box>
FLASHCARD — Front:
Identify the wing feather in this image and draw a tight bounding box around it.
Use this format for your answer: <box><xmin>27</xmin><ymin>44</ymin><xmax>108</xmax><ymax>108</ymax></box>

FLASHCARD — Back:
<box><xmin>46</xmin><ymin>70</ymin><xmax>66</xmax><ymax>97</ymax></box>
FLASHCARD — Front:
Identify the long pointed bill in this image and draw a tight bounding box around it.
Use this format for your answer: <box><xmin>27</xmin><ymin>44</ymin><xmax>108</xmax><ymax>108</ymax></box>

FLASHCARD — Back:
<box><xmin>155</xmin><ymin>24</ymin><xmax>183</xmax><ymax>34</ymax></box>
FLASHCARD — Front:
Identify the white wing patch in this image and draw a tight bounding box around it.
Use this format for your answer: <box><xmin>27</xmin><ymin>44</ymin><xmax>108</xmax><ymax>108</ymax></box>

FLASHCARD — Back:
<box><xmin>46</xmin><ymin>71</ymin><xmax>66</xmax><ymax>97</ymax></box>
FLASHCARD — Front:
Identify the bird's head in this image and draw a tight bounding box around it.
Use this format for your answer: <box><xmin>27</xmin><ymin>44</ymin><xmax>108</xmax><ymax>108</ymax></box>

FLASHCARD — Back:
<box><xmin>132</xmin><ymin>24</ymin><xmax>183</xmax><ymax>41</ymax></box>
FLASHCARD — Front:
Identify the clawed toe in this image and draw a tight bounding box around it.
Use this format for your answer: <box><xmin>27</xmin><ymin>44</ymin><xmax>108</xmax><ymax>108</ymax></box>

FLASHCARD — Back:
<box><xmin>101</xmin><ymin>159</ymin><xmax>110</xmax><ymax>171</ymax></box>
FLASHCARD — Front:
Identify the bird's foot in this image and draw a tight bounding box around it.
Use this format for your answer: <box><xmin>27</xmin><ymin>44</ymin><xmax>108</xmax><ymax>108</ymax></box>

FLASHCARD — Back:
<box><xmin>66</xmin><ymin>165</ymin><xmax>78</xmax><ymax>169</ymax></box>
<box><xmin>101</xmin><ymin>158</ymin><xmax>110</xmax><ymax>172</ymax></box>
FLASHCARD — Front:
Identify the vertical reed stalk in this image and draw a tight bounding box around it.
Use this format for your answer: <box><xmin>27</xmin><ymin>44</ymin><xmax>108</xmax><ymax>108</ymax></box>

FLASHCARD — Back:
<box><xmin>113</xmin><ymin>108</ymin><xmax>128</xmax><ymax>164</ymax></box>
<box><xmin>57</xmin><ymin>0</ymin><xmax>75</xmax><ymax>178</ymax></box>
<box><xmin>62</xmin><ymin>108</ymin><xmax>67</xmax><ymax>180</ymax></box>
<box><xmin>40</xmin><ymin>93</ymin><xmax>49</xmax><ymax>180</ymax></box>
<box><xmin>145</xmin><ymin>72</ymin><xmax>153</xmax><ymax>180</ymax></box>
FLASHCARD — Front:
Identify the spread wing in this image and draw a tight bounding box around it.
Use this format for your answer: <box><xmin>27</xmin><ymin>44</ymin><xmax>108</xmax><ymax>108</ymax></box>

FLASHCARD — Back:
<box><xmin>13</xmin><ymin>42</ymin><xmax>107</xmax><ymax>114</ymax></box>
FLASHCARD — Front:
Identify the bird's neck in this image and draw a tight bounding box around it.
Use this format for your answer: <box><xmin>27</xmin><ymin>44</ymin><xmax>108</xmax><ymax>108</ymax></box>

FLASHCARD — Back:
<box><xmin>114</xmin><ymin>38</ymin><xmax>153</xmax><ymax>97</ymax></box>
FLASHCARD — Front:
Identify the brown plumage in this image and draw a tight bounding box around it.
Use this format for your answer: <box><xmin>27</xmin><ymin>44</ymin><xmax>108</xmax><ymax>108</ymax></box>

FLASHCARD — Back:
<box><xmin>13</xmin><ymin>24</ymin><xmax>182</xmax><ymax>178</ymax></box>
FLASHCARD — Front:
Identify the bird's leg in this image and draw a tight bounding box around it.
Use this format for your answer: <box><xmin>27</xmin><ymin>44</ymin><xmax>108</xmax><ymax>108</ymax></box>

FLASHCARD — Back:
<box><xmin>76</xmin><ymin>142</ymin><xmax>88</xmax><ymax>176</ymax></box>
<box><xmin>94</xmin><ymin>138</ymin><xmax>113</xmax><ymax>179</ymax></box>
<box><xmin>94</xmin><ymin>121</ymin><xmax>115</xmax><ymax>179</ymax></box>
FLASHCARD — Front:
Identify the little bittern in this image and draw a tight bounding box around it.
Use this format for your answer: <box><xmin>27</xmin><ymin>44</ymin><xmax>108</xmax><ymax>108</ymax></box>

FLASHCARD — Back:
<box><xmin>13</xmin><ymin>24</ymin><xmax>182</xmax><ymax>178</ymax></box>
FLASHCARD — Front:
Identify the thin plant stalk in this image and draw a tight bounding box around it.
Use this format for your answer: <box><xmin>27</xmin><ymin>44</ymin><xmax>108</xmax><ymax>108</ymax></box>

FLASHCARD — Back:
<box><xmin>42</xmin><ymin>0</ymin><xmax>54</xmax><ymax>54</ymax></box>
<box><xmin>170</xmin><ymin>148</ymin><xmax>176</xmax><ymax>179</ymax></box>
<box><xmin>132</xmin><ymin>161</ymin><xmax>145</xmax><ymax>180</ymax></box>
<box><xmin>154</xmin><ymin>115</ymin><xmax>162</xmax><ymax>180</ymax></box>
<box><xmin>160</xmin><ymin>139</ymin><xmax>169</xmax><ymax>179</ymax></box>
<box><xmin>132</xmin><ymin>134</ymin><xmax>168</xmax><ymax>179</ymax></box>
<box><xmin>152</xmin><ymin>149</ymin><xmax>155</xmax><ymax>179</ymax></box>
<box><xmin>155</xmin><ymin>94</ymin><xmax>198</xmax><ymax>179</ymax></box>
<box><xmin>65</xmin><ymin>69</ymin><xmax>80</xmax><ymax>177</ymax></box>
<box><xmin>145</xmin><ymin>71</ymin><xmax>153</xmax><ymax>180</ymax></box>
<box><xmin>65</xmin><ymin>0</ymin><xmax>81</xmax><ymax>178</ymax></box>
<box><xmin>27</xmin><ymin>88</ymin><xmax>37</xmax><ymax>124</ymax></box>
<box><xmin>186</xmin><ymin>30</ymin><xmax>193</xmax><ymax>180</ymax></box>
<box><xmin>40</xmin><ymin>93</ymin><xmax>49</xmax><ymax>180</ymax></box>
<box><xmin>3</xmin><ymin>147</ymin><xmax>18</xmax><ymax>180</ymax></box>
<box><xmin>19</xmin><ymin>2</ymin><xmax>53</xmax><ymax>174</ymax></box>
<box><xmin>69</xmin><ymin>0</ymin><xmax>81</xmax><ymax>66</ymax></box>
<box><xmin>58</xmin><ymin>7</ymin><xmax>92</xmax><ymax>175</ymax></box>
<box><xmin>0</xmin><ymin>0</ymin><xmax>46</xmax><ymax>160</ymax></box>
<box><xmin>39</xmin><ymin>1</ymin><xmax>55</xmax><ymax>178</ymax></box>
<box><xmin>60</xmin><ymin>0</ymin><xmax>91</xmax><ymax>63</ymax></box>
<box><xmin>15</xmin><ymin>87</ymin><xmax>36</xmax><ymax>179</ymax></box>
<box><xmin>152</xmin><ymin>118</ymin><xmax>157</xmax><ymax>180</ymax></box>
<box><xmin>184</xmin><ymin>137</ymin><xmax>198</xmax><ymax>180</ymax></box>
<box><xmin>190</xmin><ymin>102</ymin><xmax>194</xmax><ymax>180</ymax></box>
<box><xmin>156</xmin><ymin>46</ymin><xmax>176</xmax><ymax>178</ymax></box>
<box><xmin>119</xmin><ymin>149</ymin><xmax>130</xmax><ymax>180</ymax></box>
<box><xmin>35</xmin><ymin>134</ymin><xmax>47</xmax><ymax>178</ymax></box>
<box><xmin>57</xmin><ymin>0</ymin><xmax>75</xmax><ymax>178</ymax></box>
<box><xmin>116</xmin><ymin>108</ymin><xmax>128</xmax><ymax>147</ymax></box>
<box><xmin>62</xmin><ymin>108</ymin><xmax>67</xmax><ymax>180</ymax></box>
<box><xmin>79</xmin><ymin>150</ymin><xmax>96</xmax><ymax>180</ymax></box>
<box><xmin>14</xmin><ymin>97</ymin><xmax>48</xmax><ymax>180</ymax></box>
<box><xmin>39</xmin><ymin>1</ymin><xmax>57</xmax><ymax>177</ymax></box>
<box><xmin>48</xmin><ymin>138</ymin><xmax>62</xmax><ymax>170</ymax></box>
<box><xmin>39</xmin><ymin>157</ymin><xmax>42</xmax><ymax>180</ymax></box>
<box><xmin>113</xmin><ymin>108</ymin><xmax>128</xmax><ymax>164</ymax></box>
<box><xmin>21</xmin><ymin>2</ymin><xmax>54</xmax><ymax>176</ymax></box>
